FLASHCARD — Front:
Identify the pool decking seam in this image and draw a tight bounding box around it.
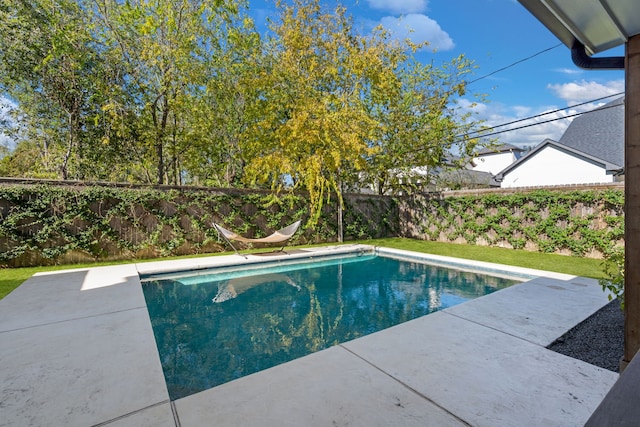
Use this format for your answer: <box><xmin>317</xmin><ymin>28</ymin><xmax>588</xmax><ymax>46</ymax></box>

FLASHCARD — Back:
<box><xmin>0</xmin><ymin>305</ymin><xmax>149</xmax><ymax>334</ymax></box>
<box><xmin>441</xmin><ymin>309</ymin><xmax>564</xmax><ymax>348</ymax></box>
<box><xmin>170</xmin><ymin>401</ymin><xmax>181</xmax><ymax>427</ymax></box>
<box><xmin>89</xmin><ymin>400</ymin><xmax>172</xmax><ymax>427</ymax></box>
<box><xmin>337</xmin><ymin>344</ymin><xmax>474</xmax><ymax>427</ymax></box>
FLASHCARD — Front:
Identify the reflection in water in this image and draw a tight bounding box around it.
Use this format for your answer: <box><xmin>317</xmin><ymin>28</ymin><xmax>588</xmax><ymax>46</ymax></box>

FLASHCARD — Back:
<box><xmin>142</xmin><ymin>256</ymin><xmax>518</xmax><ymax>400</ymax></box>
<box><xmin>212</xmin><ymin>273</ymin><xmax>301</xmax><ymax>303</ymax></box>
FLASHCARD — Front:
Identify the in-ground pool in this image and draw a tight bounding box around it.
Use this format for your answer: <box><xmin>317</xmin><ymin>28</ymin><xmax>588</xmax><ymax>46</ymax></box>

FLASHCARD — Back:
<box><xmin>141</xmin><ymin>251</ymin><xmax>521</xmax><ymax>400</ymax></box>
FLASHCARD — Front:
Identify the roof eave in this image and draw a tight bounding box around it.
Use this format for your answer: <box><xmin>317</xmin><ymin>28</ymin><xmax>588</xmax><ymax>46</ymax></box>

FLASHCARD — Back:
<box><xmin>518</xmin><ymin>0</ymin><xmax>582</xmax><ymax>51</ymax></box>
<box><xmin>517</xmin><ymin>0</ymin><xmax>637</xmax><ymax>56</ymax></box>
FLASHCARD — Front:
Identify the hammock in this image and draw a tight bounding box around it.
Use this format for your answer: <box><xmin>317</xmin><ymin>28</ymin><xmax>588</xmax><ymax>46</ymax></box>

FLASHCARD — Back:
<box><xmin>213</xmin><ymin>220</ymin><xmax>301</xmax><ymax>257</ymax></box>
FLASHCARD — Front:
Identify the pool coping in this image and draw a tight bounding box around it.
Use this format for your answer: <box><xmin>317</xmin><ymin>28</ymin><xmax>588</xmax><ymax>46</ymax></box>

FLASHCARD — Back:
<box><xmin>0</xmin><ymin>245</ymin><xmax>619</xmax><ymax>426</ymax></box>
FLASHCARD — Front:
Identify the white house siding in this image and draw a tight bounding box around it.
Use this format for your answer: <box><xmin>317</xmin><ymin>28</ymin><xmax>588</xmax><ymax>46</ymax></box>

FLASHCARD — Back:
<box><xmin>500</xmin><ymin>146</ymin><xmax>613</xmax><ymax>188</ymax></box>
<box><xmin>472</xmin><ymin>152</ymin><xmax>517</xmax><ymax>175</ymax></box>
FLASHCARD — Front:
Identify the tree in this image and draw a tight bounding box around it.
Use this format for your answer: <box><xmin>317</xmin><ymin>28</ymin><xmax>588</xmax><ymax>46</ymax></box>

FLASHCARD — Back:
<box><xmin>242</xmin><ymin>0</ymin><xmax>387</xmax><ymax>231</ymax></box>
<box><xmin>92</xmin><ymin>0</ymin><xmax>245</xmax><ymax>185</ymax></box>
<box><xmin>0</xmin><ymin>0</ymin><xmax>108</xmax><ymax>179</ymax></box>
<box><xmin>179</xmin><ymin>14</ymin><xmax>261</xmax><ymax>187</ymax></box>
<box><xmin>241</xmin><ymin>0</ymin><xmax>485</xmax><ymax>234</ymax></box>
<box><xmin>363</xmin><ymin>50</ymin><xmax>486</xmax><ymax>195</ymax></box>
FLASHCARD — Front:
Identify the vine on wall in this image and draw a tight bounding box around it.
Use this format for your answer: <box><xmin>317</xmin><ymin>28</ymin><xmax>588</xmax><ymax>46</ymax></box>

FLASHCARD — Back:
<box><xmin>0</xmin><ymin>184</ymin><xmax>624</xmax><ymax>270</ymax></box>
<box><xmin>398</xmin><ymin>189</ymin><xmax>624</xmax><ymax>258</ymax></box>
<box><xmin>0</xmin><ymin>184</ymin><xmax>397</xmax><ymax>267</ymax></box>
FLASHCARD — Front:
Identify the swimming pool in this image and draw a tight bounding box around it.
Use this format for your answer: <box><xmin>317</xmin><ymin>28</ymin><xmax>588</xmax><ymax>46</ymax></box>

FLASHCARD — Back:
<box><xmin>141</xmin><ymin>250</ymin><xmax>522</xmax><ymax>400</ymax></box>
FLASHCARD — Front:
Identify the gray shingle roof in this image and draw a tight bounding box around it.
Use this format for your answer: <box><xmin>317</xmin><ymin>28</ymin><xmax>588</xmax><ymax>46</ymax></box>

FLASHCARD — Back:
<box><xmin>475</xmin><ymin>143</ymin><xmax>524</xmax><ymax>156</ymax></box>
<box><xmin>559</xmin><ymin>97</ymin><xmax>624</xmax><ymax>167</ymax></box>
<box><xmin>438</xmin><ymin>168</ymin><xmax>500</xmax><ymax>187</ymax></box>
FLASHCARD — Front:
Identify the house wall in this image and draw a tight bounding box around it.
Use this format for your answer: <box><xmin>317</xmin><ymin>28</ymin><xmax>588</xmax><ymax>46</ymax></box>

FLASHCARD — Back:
<box><xmin>472</xmin><ymin>152</ymin><xmax>517</xmax><ymax>174</ymax></box>
<box><xmin>500</xmin><ymin>146</ymin><xmax>614</xmax><ymax>188</ymax></box>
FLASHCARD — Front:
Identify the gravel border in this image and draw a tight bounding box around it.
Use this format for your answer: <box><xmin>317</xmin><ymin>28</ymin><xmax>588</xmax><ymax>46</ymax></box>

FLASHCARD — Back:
<box><xmin>547</xmin><ymin>299</ymin><xmax>624</xmax><ymax>372</ymax></box>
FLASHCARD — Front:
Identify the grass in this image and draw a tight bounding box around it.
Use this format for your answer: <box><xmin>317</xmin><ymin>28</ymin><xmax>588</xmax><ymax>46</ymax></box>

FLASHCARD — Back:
<box><xmin>0</xmin><ymin>238</ymin><xmax>606</xmax><ymax>300</ymax></box>
<box><xmin>0</xmin><ymin>252</ymin><xmax>227</xmax><ymax>300</ymax></box>
<box><xmin>361</xmin><ymin>238</ymin><xmax>606</xmax><ymax>279</ymax></box>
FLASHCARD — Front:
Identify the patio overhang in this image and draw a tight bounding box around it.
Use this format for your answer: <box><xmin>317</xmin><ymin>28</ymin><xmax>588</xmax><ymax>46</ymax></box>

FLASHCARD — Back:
<box><xmin>518</xmin><ymin>0</ymin><xmax>640</xmax><ymax>70</ymax></box>
<box><xmin>518</xmin><ymin>0</ymin><xmax>639</xmax><ymax>55</ymax></box>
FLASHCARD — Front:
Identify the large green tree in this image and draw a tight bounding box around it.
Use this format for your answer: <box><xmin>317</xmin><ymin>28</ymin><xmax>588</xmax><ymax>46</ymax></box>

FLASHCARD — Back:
<box><xmin>364</xmin><ymin>51</ymin><xmax>487</xmax><ymax>195</ymax></box>
<box><xmin>0</xmin><ymin>0</ymin><xmax>109</xmax><ymax>179</ymax></box>
<box><xmin>179</xmin><ymin>14</ymin><xmax>261</xmax><ymax>187</ymax></box>
<box><xmin>242</xmin><ymin>0</ymin><xmax>485</xmax><ymax>232</ymax></box>
<box><xmin>92</xmin><ymin>0</ymin><xmax>247</xmax><ymax>185</ymax></box>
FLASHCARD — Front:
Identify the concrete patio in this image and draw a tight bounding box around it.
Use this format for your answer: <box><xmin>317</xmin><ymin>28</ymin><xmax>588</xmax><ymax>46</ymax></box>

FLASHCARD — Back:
<box><xmin>0</xmin><ymin>245</ymin><xmax>619</xmax><ymax>426</ymax></box>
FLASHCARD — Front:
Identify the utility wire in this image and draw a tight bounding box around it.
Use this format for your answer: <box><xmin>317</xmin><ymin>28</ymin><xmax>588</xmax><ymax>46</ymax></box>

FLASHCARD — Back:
<box><xmin>463</xmin><ymin>91</ymin><xmax>625</xmax><ymax>138</ymax></box>
<box><xmin>406</xmin><ymin>43</ymin><xmax>621</xmax><ymax>154</ymax></box>
<box><xmin>466</xmin><ymin>43</ymin><xmax>563</xmax><ymax>86</ymax></box>
<box><xmin>402</xmin><ymin>94</ymin><xmax>625</xmax><ymax>158</ymax></box>
<box><xmin>470</xmin><ymin>100</ymin><xmax>623</xmax><ymax>140</ymax></box>
<box><xmin>434</xmin><ymin>43</ymin><xmax>564</xmax><ymax>100</ymax></box>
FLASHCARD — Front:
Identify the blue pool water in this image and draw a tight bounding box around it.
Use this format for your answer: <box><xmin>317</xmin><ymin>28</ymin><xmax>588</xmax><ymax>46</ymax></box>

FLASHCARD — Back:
<box><xmin>141</xmin><ymin>253</ymin><xmax>519</xmax><ymax>400</ymax></box>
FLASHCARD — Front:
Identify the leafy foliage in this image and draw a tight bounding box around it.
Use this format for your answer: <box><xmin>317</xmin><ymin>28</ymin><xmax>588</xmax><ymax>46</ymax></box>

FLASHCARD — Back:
<box><xmin>1</xmin><ymin>0</ymin><xmax>486</xmax><ymax>228</ymax></box>
<box><xmin>240</xmin><ymin>0</ymin><xmax>485</xmax><ymax>225</ymax></box>
<box><xmin>406</xmin><ymin>188</ymin><xmax>626</xmax><ymax>304</ymax></box>
<box><xmin>0</xmin><ymin>0</ymin><xmax>109</xmax><ymax>179</ymax></box>
<box><xmin>0</xmin><ymin>0</ymin><xmax>254</xmax><ymax>185</ymax></box>
<box><xmin>402</xmin><ymin>188</ymin><xmax>624</xmax><ymax>258</ymax></box>
<box><xmin>241</xmin><ymin>0</ymin><xmax>383</xmax><ymax>225</ymax></box>
<box><xmin>0</xmin><ymin>183</ymin><xmax>397</xmax><ymax>266</ymax></box>
<box><xmin>600</xmin><ymin>244</ymin><xmax>625</xmax><ymax>307</ymax></box>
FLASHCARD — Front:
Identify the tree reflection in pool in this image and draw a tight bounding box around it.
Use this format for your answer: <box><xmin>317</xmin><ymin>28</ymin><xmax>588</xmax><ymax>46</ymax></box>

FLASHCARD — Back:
<box><xmin>141</xmin><ymin>254</ymin><xmax>519</xmax><ymax>400</ymax></box>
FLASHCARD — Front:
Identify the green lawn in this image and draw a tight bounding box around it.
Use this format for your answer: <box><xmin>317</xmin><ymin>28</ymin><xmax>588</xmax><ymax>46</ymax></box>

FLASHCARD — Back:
<box><xmin>0</xmin><ymin>238</ymin><xmax>606</xmax><ymax>300</ymax></box>
<box><xmin>361</xmin><ymin>238</ymin><xmax>606</xmax><ymax>279</ymax></box>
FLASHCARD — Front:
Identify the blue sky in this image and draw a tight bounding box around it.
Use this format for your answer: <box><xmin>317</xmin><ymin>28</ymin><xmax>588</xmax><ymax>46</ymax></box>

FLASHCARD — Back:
<box><xmin>0</xmin><ymin>0</ymin><xmax>626</xmax><ymax>152</ymax></box>
<box><xmin>248</xmin><ymin>0</ymin><xmax>626</xmax><ymax>147</ymax></box>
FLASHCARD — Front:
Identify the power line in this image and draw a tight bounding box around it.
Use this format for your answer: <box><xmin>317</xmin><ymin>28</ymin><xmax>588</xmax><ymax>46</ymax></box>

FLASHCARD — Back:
<box><xmin>466</xmin><ymin>43</ymin><xmax>563</xmax><ymax>86</ymax></box>
<box><xmin>472</xmin><ymin>100</ymin><xmax>623</xmax><ymax>140</ymax></box>
<box><xmin>403</xmin><ymin>94</ymin><xmax>625</xmax><ymax>158</ymax></box>
<box><xmin>463</xmin><ymin>91</ymin><xmax>625</xmax><ymax>138</ymax></box>
<box><xmin>429</xmin><ymin>43</ymin><xmax>565</xmax><ymax>102</ymax></box>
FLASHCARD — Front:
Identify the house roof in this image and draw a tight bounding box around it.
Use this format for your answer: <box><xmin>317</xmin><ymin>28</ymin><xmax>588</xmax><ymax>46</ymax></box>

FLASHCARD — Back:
<box><xmin>494</xmin><ymin>138</ymin><xmax>623</xmax><ymax>181</ymax></box>
<box><xmin>494</xmin><ymin>97</ymin><xmax>625</xmax><ymax>181</ymax></box>
<box><xmin>475</xmin><ymin>143</ymin><xmax>524</xmax><ymax>156</ymax></box>
<box><xmin>559</xmin><ymin>97</ymin><xmax>624</xmax><ymax>167</ymax></box>
<box><xmin>438</xmin><ymin>169</ymin><xmax>500</xmax><ymax>188</ymax></box>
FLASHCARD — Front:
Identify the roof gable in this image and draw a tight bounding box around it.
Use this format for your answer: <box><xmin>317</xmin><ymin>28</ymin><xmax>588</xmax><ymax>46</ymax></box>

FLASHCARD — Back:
<box><xmin>559</xmin><ymin>97</ymin><xmax>624</xmax><ymax>166</ymax></box>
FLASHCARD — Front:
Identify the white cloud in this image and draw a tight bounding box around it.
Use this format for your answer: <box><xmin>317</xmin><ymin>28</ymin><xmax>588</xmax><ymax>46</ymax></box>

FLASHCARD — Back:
<box><xmin>453</xmin><ymin>80</ymin><xmax>625</xmax><ymax>151</ymax></box>
<box><xmin>553</xmin><ymin>68</ymin><xmax>583</xmax><ymax>75</ymax></box>
<box><xmin>460</xmin><ymin>100</ymin><xmax>572</xmax><ymax>147</ymax></box>
<box><xmin>547</xmin><ymin>79</ymin><xmax>624</xmax><ymax>105</ymax></box>
<box><xmin>379</xmin><ymin>14</ymin><xmax>454</xmax><ymax>51</ymax></box>
<box><xmin>512</xmin><ymin>105</ymin><xmax>533</xmax><ymax>117</ymax></box>
<box><xmin>367</xmin><ymin>0</ymin><xmax>428</xmax><ymax>14</ymax></box>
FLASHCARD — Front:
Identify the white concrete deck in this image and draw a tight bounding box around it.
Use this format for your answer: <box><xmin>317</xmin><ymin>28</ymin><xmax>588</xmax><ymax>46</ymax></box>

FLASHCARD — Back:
<box><xmin>0</xmin><ymin>245</ymin><xmax>619</xmax><ymax>426</ymax></box>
